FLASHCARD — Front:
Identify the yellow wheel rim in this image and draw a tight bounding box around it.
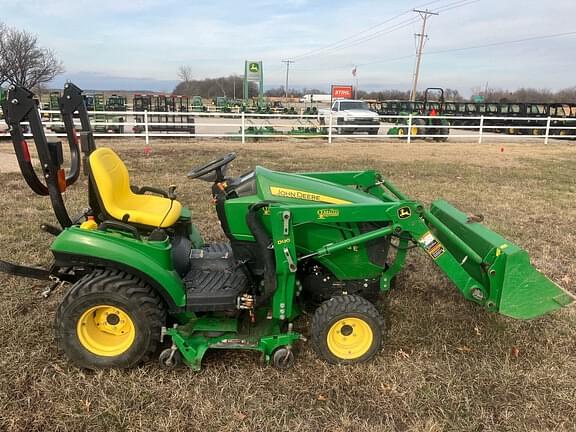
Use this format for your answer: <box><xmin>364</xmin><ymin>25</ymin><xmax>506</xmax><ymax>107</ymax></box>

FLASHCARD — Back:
<box><xmin>326</xmin><ymin>317</ymin><xmax>373</xmax><ymax>360</ymax></box>
<box><xmin>77</xmin><ymin>305</ymin><xmax>135</xmax><ymax>357</ymax></box>
<box><xmin>559</xmin><ymin>130</ymin><xmax>567</xmax><ymax>136</ymax></box>
<box><xmin>397</xmin><ymin>128</ymin><xmax>404</xmax><ymax>136</ymax></box>
<box><xmin>532</xmin><ymin>129</ymin><xmax>540</xmax><ymax>135</ymax></box>
<box><xmin>410</xmin><ymin>127</ymin><xmax>418</xmax><ymax>136</ymax></box>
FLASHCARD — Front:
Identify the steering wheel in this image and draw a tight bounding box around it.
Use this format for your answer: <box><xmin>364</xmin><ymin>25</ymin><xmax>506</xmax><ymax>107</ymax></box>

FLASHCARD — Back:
<box><xmin>187</xmin><ymin>152</ymin><xmax>236</xmax><ymax>182</ymax></box>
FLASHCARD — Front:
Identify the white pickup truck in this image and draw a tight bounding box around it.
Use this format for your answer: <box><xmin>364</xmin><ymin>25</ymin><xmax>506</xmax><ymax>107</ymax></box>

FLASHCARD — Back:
<box><xmin>319</xmin><ymin>99</ymin><xmax>380</xmax><ymax>135</ymax></box>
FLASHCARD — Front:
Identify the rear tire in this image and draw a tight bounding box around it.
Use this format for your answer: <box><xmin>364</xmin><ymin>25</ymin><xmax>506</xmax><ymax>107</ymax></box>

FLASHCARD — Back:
<box><xmin>311</xmin><ymin>295</ymin><xmax>385</xmax><ymax>364</ymax></box>
<box><xmin>55</xmin><ymin>269</ymin><xmax>166</xmax><ymax>369</ymax></box>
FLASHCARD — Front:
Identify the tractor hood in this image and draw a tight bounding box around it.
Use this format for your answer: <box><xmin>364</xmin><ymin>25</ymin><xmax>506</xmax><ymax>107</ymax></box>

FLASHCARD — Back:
<box><xmin>254</xmin><ymin>166</ymin><xmax>381</xmax><ymax>205</ymax></box>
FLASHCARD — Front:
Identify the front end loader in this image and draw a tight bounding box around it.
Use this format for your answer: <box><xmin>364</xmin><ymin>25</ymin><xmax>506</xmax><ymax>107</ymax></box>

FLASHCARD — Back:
<box><xmin>0</xmin><ymin>83</ymin><xmax>572</xmax><ymax>371</ymax></box>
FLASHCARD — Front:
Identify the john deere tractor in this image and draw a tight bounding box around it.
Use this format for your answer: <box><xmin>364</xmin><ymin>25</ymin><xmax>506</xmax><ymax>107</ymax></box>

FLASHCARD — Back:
<box><xmin>388</xmin><ymin>88</ymin><xmax>450</xmax><ymax>141</ymax></box>
<box><xmin>0</xmin><ymin>83</ymin><xmax>572</xmax><ymax>371</ymax></box>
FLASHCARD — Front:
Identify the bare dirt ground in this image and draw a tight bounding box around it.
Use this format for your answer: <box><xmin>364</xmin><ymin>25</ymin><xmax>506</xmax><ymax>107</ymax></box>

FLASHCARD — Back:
<box><xmin>0</xmin><ymin>152</ymin><xmax>19</xmax><ymax>173</ymax></box>
<box><xmin>0</xmin><ymin>138</ymin><xmax>575</xmax><ymax>432</ymax></box>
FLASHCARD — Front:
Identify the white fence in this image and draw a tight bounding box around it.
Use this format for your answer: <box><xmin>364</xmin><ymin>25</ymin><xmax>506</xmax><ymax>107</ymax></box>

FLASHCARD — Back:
<box><xmin>1</xmin><ymin>110</ymin><xmax>575</xmax><ymax>145</ymax></box>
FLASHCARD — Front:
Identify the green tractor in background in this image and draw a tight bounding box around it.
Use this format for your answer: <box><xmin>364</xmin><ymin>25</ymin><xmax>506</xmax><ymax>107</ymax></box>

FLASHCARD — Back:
<box><xmin>46</xmin><ymin>91</ymin><xmax>65</xmax><ymax>133</ymax></box>
<box><xmin>388</xmin><ymin>88</ymin><xmax>450</xmax><ymax>141</ymax></box>
<box><xmin>191</xmin><ymin>96</ymin><xmax>207</xmax><ymax>112</ymax></box>
<box><xmin>213</xmin><ymin>96</ymin><xmax>232</xmax><ymax>113</ymax></box>
<box><xmin>0</xmin><ymin>83</ymin><xmax>572</xmax><ymax>371</ymax></box>
<box><xmin>100</xmin><ymin>94</ymin><xmax>126</xmax><ymax>134</ymax></box>
<box><xmin>90</xmin><ymin>93</ymin><xmax>107</xmax><ymax>132</ymax></box>
<box><xmin>89</xmin><ymin>93</ymin><xmax>126</xmax><ymax>134</ymax></box>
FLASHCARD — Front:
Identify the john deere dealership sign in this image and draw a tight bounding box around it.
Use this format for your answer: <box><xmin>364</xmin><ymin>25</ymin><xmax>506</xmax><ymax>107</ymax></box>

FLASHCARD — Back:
<box><xmin>244</xmin><ymin>60</ymin><xmax>264</xmax><ymax>101</ymax></box>
<box><xmin>246</xmin><ymin>61</ymin><xmax>262</xmax><ymax>81</ymax></box>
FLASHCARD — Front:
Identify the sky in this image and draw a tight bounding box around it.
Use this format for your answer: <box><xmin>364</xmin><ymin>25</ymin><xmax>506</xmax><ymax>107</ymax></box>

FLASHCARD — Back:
<box><xmin>1</xmin><ymin>0</ymin><xmax>575</xmax><ymax>95</ymax></box>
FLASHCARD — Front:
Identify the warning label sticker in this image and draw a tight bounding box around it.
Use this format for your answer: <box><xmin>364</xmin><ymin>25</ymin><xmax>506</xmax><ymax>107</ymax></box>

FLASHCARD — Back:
<box><xmin>420</xmin><ymin>232</ymin><xmax>445</xmax><ymax>260</ymax></box>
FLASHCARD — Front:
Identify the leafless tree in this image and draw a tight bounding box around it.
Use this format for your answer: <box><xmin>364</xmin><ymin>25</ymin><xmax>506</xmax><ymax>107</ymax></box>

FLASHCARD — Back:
<box><xmin>0</xmin><ymin>23</ymin><xmax>64</xmax><ymax>89</ymax></box>
<box><xmin>173</xmin><ymin>75</ymin><xmax>258</xmax><ymax>99</ymax></box>
<box><xmin>178</xmin><ymin>65</ymin><xmax>193</xmax><ymax>83</ymax></box>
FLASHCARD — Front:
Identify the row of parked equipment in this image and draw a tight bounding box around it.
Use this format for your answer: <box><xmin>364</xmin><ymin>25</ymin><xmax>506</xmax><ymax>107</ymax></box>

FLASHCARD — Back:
<box><xmin>372</xmin><ymin>98</ymin><xmax>576</xmax><ymax>136</ymax></box>
<box><xmin>0</xmin><ymin>86</ymin><xmax>323</xmax><ymax>137</ymax></box>
<box><xmin>33</xmin><ymin>92</ymin><xmax>307</xmax><ymax>134</ymax></box>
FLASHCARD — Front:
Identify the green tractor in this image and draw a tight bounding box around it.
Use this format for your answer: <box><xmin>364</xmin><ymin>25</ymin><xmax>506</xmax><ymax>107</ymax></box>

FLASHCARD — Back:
<box><xmin>100</xmin><ymin>94</ymin><xmax>126</xmax><ymax>134</ymax></box>
<box><xmin>213</xmin><ymin>96</ymin><xmax>232</xmax><ymax>113</ymax></box>
<box><xmin>47</xmin><ymin>90</ymin><xmax>65</xmax><ymax>133</ymax></box>
<box><xmin>388</xmin><ymin>88</ymin><xmax>450</xmax><ymax>141</ymax></box>
<box><xmin>191</xmin><ymin>96</ymin><xmax>207</xmax><ymax>112</ymax></box>
<box><xmin>1</xmin><ymin>83</ymin><xmax>572</xmax><ymax>371</ymax></box>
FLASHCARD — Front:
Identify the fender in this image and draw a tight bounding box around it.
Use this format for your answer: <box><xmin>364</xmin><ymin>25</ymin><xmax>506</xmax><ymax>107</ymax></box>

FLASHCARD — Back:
<box><xmin>51</xmin><ymin>227</ymin><xmax>186</xmax><ymax>310</ymax></box>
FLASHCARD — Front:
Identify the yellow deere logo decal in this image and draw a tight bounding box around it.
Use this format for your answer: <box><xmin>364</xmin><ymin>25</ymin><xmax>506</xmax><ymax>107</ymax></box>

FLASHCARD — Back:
<box><xmin>317</xmin><ymin>209</ymin><xmax>340</xmax><ymax>219</ymax></box>
<box><xmin>398</xmin><ymin>207</ymin><xmax>411</xmax><ymax>219</ymax></box>
<box><xmin>249</xmin><ymin>62</ymin><xmax>259</xmax><ymax>72</ymax></box>
<box><xmin>270</xmin><ymin>187</ymin><xmax>350</xmax><ymax>204</ymax></box>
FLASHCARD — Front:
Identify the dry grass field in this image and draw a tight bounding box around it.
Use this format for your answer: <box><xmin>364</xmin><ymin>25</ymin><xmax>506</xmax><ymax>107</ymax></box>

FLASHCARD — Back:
<box><xmin>0</xmin><ymin>138</ymin><xmax>575</xmax><ymax>432</ymax></box>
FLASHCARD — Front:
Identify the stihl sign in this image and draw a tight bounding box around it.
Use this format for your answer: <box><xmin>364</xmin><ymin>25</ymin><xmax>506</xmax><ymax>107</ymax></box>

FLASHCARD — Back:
<box><xmin>331</xmin><ymin>85</ymin><xmax>353</xmax><ymax>100</ymax></box>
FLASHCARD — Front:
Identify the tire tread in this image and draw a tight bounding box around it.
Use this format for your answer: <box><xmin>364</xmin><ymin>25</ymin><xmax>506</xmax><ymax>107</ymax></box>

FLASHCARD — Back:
<box><xmin>55</xmin><ymin>269</ymin><xmax>165</xmax><ymax>369</ymax></box>
<box><xmin>310</xmin><ymin>295</ymin><xmax>385</xmax><ymax>364</ymax></box>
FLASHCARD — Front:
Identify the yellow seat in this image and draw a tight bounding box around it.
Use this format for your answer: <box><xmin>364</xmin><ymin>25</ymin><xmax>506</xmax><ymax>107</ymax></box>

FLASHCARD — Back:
<box><xmin>89</xmin><ymin>148</ymin><xmax>182</xmax><ymax>228</ymax></box>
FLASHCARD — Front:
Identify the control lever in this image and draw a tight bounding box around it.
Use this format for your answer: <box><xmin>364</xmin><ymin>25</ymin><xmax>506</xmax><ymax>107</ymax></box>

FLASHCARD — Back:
<box><xmin>168</xmin><ymin>185</ymin><xmax>177</xmax><ymax>200</ymax></box>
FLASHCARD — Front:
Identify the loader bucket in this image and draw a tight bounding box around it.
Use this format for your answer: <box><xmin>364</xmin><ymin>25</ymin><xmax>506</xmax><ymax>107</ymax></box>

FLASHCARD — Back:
<box><xmin>428</xmin><ymin>200</ymin><xmax>573</xmax><ymax>320</ymax></box>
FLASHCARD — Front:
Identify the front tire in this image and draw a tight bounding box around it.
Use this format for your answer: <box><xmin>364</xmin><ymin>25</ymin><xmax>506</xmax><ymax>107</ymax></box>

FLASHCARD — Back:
<box><xmin>311</xmin><ymin>295</ymin><xmax>385</xmax><ymax>364</ymax></box>
<box><xmin>55</xmin><ymin>269</ymin><xmax>166</xmax><ymax>369</ymax></box>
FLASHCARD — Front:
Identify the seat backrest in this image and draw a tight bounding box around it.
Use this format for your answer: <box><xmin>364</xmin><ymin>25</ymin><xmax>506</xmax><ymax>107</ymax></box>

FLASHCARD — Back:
<box><xmin>88</xmin><ymin>147</ymin><xmax>183</xmax><ymax>228</ymax></box>
<box><xmin>88</xmin><ymin>148</ymin><xmax>132</xmax><ymax>219</ymax></box>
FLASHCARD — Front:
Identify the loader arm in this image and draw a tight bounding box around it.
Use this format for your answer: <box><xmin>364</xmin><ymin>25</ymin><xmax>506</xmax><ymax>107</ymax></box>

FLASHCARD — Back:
<box><xmin>374</xmin><ymin>174</ymin><xmax>573</xmax><ymax>319</ymax></box>
<box><xmin>260</xmin><ymin>174</ymin><xmax>572</xmax><ymax>321</ymax></box>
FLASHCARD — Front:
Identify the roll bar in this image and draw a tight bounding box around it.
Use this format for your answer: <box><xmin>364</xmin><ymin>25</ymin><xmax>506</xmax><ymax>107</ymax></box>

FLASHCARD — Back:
<box><xmin>58</xmin><ymin>82</ymin><xmax>96</xmax><ymax>174</ymax></box>
<box><xmin>1</xmin><ymin>84</ymin><xmax>81</xmax><ymax>228</ymax></box>
<box><xmin>424</xmin><ymin>88</ymin><xmax>445</xmax><ymax>113</ymax></box>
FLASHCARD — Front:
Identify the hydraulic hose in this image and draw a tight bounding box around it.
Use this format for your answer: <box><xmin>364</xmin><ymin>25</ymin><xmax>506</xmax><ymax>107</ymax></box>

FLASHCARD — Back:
<box><xmin>246</xmin><ymin>202</ymin><xmax>276</xmax><ymax>305</ymax></box>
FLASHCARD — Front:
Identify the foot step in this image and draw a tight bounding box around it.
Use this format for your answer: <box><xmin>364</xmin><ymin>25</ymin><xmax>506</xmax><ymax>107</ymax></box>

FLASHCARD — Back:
<box><xmin>185</xmin><ymin>269</ymin><xmax>248</xmax><ymax>312</ymax></box>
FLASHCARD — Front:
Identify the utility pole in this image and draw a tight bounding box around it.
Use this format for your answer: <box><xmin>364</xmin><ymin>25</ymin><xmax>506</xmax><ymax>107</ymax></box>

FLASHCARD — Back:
<box><xmin>410</xmin><ymin>9</ymin><xmax>438</xmax><ymax>102</ymax></box>
<box><xmin>282</xmin><ymin>59</ymin><xmax>295</xmax><ymax>99</ymax></box>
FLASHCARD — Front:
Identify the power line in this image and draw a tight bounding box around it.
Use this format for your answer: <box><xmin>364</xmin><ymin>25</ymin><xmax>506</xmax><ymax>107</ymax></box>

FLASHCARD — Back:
<box><xmin>360</xmin><ymin>30</ymin><xmax>576</xmax><ymax>66</ymax></box>
<box><xmin>291</xmin><ymin>0</ymin><xmax>479</xmax><ymax>64</ymax></box>
<box><xmin>346</xmin><ymin>0</ymin><xmax>478</xmax><ymax>48</ymax></box>
<box><xmin>293</xmin><ymin>16</ymin><xmax>418</xmax><ymax>61</ymax></box>
<box><xmin>295</xmin><ymin>17</ymin><xmax>421</xmax><ymax>62</ymax></box>
<box><xmin>291</xmin><ymin>30</ymin><xmax>576</xmax><ymax>73</ymax></box>
<box><xmin>434</xmin><ymin>0</ymin><xmax>479</xmax><ymax>13</ymax></box>
<box><xmin>290</xmin><ymin>0</ymin><xmax>447</xmax><ymax>62</ymax></box>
